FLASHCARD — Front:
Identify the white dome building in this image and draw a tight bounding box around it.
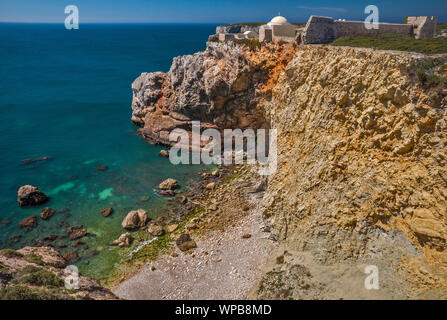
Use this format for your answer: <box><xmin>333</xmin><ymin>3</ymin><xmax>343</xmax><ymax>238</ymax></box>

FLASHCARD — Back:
<box><xmin>260</xmin><ymin>14</ymin><xmax>297</xmax><ymax>42</ymax></box>
<box><xmin>267</xmin><ymin>15</ymin><xmax>291</xmax><ymax>26</ymax></box>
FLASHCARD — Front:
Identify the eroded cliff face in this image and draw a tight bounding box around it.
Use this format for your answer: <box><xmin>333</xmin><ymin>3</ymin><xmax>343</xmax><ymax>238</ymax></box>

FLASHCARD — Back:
<box><xmin>132</xmin><ymin>42</ymin><xmax>447</xmax><ymax>298</ymax></box>
<box><xmin>131</xmin><ymin>42</ymin><xmax>296</xmax><ymax>146</ymax></box>
<box><xmin>260</xmin><ymin>46</ymin><xmax>447</xmax><ymax>299</ymax></box>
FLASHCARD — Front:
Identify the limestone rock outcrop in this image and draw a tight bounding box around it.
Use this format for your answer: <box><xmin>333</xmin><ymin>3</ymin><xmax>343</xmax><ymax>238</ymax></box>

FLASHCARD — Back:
<box><xmin>131</xmin><ymin>42</ymin><xmax>296</xmax><ymax>146</ymax></box>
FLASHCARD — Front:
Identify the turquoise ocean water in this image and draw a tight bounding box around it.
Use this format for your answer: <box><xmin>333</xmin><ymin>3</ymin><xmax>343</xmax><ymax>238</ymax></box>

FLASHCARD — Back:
<box><xmin>0</xmin><ymin>23</ymin><xmax>216</xmax><ymax>278</ymax></box>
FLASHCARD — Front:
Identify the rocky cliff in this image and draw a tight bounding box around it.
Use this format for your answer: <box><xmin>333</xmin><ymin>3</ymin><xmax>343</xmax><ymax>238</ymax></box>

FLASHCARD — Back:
<box><xmin>131</xmin><ymin>42</ymin><xmax>296</xmax><ymax>146</ymax></box>
<box><xmin>132</xmin><ymin>42</ymin><xmax>447</xmax><ymax>298</ymax></box>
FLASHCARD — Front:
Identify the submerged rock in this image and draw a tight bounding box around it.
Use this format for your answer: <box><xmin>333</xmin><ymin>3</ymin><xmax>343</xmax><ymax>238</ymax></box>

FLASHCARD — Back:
<box><xmin>43</xmin><ymin>234</ymin><xmax>57</xmax><ymax>241</ymax></box>
<box><xmin>40</xmin><ymin>207</ymin><xmax>55</xmax><ymax>220</ymax></box>
<box><xmin>21</xmin><ymin>156</ymin><xmax>53</xmax><ymax>165</ymax></box>
<box><xmin>63</xmin><ymin>250</ymin><xmax>79</xmax><ymax>263</ymax></box>
<box><xmin>0</xmin><ymin>218</ymin><xmax>11</xmax><ymax>226</ymax></box>
<box><xmin>17</xmin><ymin>185</ymin><xmax>49</xmax><ymax>207</ymax></box>
<box><xmin>18</xmin><ymin>216</ymin><xmax>37</xmax><ymax>232</ymax></box>
<box><xmin>100</xmin><ymin>207</ymin><xmax>113</xmax><ymax>217</ymax></box>
<box><xmin>121</xmin><ymin>209</ymin><xmax>147</xmax><ymax>229</ymax></box>
<box><xmin>157</xmin><ymin>189</ymin><xmax>176</xmax><ymax>197</ymax></box>
<box><xmin>69</xmin><ymin>228</ymin><xmax>87</xmax><ymax>240</ymax></box>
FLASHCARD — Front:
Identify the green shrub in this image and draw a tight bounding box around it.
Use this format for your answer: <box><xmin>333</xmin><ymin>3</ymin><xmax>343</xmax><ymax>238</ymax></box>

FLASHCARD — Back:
<box><xmin>16</xmin><ymin>266</ymin><xmax>63</xmax><ymax>288</ymax></box>
<box><xmin>0</xmin><ymin>249</ymin><xmax>23</xmax><ymax>258</ymax></box>
<box><xmin>209</xmin><ymin>35</ymin><xmax>219</xmax><ymax>43</ymax></box>
<box><xmin>24</xmin><ymin>254</ymin><xmax>44</xmax><ymax>266</ymax></box>
<box><xmin>0</xmin><ymin>285</ymin><xmax>60</xmax><ymax>300</ymax></box>
<box><xmin>230</xmin><ymin>38</ymin><xmax>261</xmax><ymax>51</ymax></box>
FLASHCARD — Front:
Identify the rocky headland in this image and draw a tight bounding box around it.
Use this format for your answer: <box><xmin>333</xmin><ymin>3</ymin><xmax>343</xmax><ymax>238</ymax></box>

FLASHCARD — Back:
<box><xmin>0</xmin><ymin>246</ymin><xmax>116</xmax><ymax>300</ymax></box>
<box><xmin>125</xmin><ymin>40</ymin><xmax>447</xmax><ymax>299</ymax></box>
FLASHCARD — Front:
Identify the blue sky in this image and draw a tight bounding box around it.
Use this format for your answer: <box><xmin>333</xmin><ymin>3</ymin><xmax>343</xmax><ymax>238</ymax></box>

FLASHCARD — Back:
<box><xmin>0</xmin><ymin>0</ymin><xmax>446</xmax><ymax>23</ymax></box>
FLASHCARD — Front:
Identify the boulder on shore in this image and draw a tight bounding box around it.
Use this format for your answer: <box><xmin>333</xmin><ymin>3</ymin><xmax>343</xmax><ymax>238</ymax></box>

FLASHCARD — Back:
<box><xmin>147</xmin><ymin>222</ymin><xmax>164</xmax><ymax>236</ymax></box>
<box><xmin>17</xmin><ymin>185</ymin><xmax>49</xmax><ymax>207</ymax></box>
<box><xmin>158</xmin><ymin>178</ymin><xmax>179</xmax><ymax>190</ymax></box>
<box><xmin>40</xmin><ymin>207</ymin><xmax>55</xmax><ymax>220</ymax></box>
<box><xmin>112</xmin><ymin>232</ymin><xmax>132</xmax><ymax>247</ymax></box>
<box><xmin>121</xmin><ymin>209</ymin><xmax>147</xmax><ymax>229</ymax></box>
<box><xmin>167</xmin><ymin>224</ymin><xmax>178</xmax><ymax>233</ymax></box>
<box><xmin>176</xmin><ymin>233</ymin><xmax>197</xmax><ymax>251</ymax></box>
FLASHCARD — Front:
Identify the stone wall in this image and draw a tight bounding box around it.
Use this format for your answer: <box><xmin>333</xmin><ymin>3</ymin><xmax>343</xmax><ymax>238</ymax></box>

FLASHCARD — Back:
<box><xmin>272</xmin><ymin>25</ymin><xmax>296</xmax><ymax>39</ymax></box>
<box><xmin>301</xmin><ymin>15</ymin><xmax>437</xmax><ymax>44</ymax></box>
<box><xmin>259</xmin><ymin>26</ymin><xmax>272</xmax><ymax>42</ymax></box>
<box><xmin>407</xmin><ymin>16</ymin><xmax>437</xmax><ymax>39</ymax></box>
<box><xmin>301</xmin><ymin>16</ymin><xmax>336</xmax><ymax>44</ymax></box>
<box><xmin>335</xmin><ymin>21</ymin><xmax>413</xmax><ymax>38</ymax></box>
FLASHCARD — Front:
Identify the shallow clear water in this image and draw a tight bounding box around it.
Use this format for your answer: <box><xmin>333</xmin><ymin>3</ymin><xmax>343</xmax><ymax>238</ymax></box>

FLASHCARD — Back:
<box><xmin>0</xmin><ymin>23</ymin><xmax>216</xmax><ymax>278</ymax></box>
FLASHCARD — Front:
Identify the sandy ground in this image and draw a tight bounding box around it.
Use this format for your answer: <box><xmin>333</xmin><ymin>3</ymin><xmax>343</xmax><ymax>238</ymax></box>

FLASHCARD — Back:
<box><xmin>113</xmin><ymin>177</ymin><xmax>276</xmax><ymax>300</ymax></box>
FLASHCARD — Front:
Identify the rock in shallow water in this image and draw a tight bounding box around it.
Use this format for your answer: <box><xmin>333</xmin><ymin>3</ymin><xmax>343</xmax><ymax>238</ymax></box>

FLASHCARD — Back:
<box><xmin>63</xmin><ymin>250</ymin><xmax>79</xmax><ymax>263</ymax></box>
<box><xmin>69</xmin><ymin>228</ymin><xmax>87</xmax><ymax>240</ymax></box>
<box><xmin>158</xmin><ymin>178</ymin><xmax>179</xmax><ymax>190</ymax></box>
<box><xmin>121</xmin><ymin>209</ymin><xmax>147</xmax><ymax>229</ymax></box>
<box><xmin>18</xmin><ymin>216</ymin><xmax>37</xmax><ymax>231</ymax></box>
<box><xmin>112</xmin><ymin>232</ymin><xmax>132</xmax><ymax>248</ymax></box>
<box><xmin>17</xmin><ymin>185</ymin><xmax>49</xmax><ymax>207</ymax></box>
<box><xmin>40</xmin><ymin>207</ymin><xmax>55</xmax><ymax>220</ymax></box>
<box><xmin>100</xmin><ymin>207</ymin><xmax>113</xmax><ymax>217</ymax></box>
<box><xmin>158</xmin><ymin>150</ymin><xmax>169</xmax><ymax>157</ymax></box>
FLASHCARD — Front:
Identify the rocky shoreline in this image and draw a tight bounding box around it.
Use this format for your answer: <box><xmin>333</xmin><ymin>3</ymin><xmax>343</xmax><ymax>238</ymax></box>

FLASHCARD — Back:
<box><xmin>113</xmin><ymin>164</ymin><xmax>276</xmax><ymax>299</ymax></box>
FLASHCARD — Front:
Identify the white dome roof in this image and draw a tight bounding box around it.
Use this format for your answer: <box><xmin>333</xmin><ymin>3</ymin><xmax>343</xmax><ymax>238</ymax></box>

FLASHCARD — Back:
<box><xmin>268</xmin><ymin>15</ymin><xmax>289</xmax><ymax>25</ymax></box>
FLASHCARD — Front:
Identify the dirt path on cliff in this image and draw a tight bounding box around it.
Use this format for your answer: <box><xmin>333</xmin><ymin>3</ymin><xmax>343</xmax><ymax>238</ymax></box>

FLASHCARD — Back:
<box><xmin>113</xmin><ymin>170</ymin><xmax>276</xmax><ymax>300</ymax></box>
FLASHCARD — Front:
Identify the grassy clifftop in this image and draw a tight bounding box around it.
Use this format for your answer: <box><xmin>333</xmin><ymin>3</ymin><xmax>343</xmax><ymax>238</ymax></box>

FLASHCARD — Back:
<box><xmin>331</xmin><ymin>33</ymin><xmax>447</xmax><ymax>55</ymax></box>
